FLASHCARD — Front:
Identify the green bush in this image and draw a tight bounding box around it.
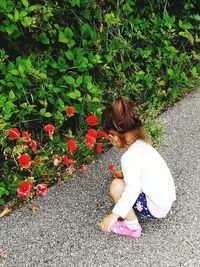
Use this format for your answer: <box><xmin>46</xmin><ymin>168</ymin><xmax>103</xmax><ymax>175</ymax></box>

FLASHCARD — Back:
<box><xmin>0</xmin><ymin>0</ymin><xmax>199</xmax><ymax>207</ymax></box>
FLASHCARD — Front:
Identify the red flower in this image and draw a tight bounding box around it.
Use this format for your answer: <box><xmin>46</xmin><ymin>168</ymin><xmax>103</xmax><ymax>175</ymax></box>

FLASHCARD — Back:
<box><xmin>62</xmin><ymin>155</ymin><xmax>74</xmax><ymax>165</ymax></box>
<box><xmin>87</xmin><ymin>128</ymin><xmax>97</xmax><ymax>138</ymax></box>
<box><xmin>17</xmin><ymin>181</ymin><xmax>32</xmax><ymax>198</ymax></box>
<box><xmin>8</xmin><ymin>128</ymin><xmax>20</xmax><ymax>140</ymax></box>
<box><xmin>65</xmin><ymin>106</ymin><xmax>74</xmax><ymax>115</ymax></box>
<box><xmin>31</xmin><ymin>140</ymin><xmax>37</xmax><ymax>152</ymax></box>
<box><xmin>18</xmin><ymin>154</ymin><xmax>31</xmax><ymax>169</ymax></box>
<box><xmin>86</xmin><ymin>115</ymin><xmax>98</xmax><ymax>126</ymax></box>
<box><xmin>22</xmin><ymin>132</ymin><xmax>31</xmax><ymax>142</ymax></box>
<box><xmin>44</xmin><ymin>124</ymin><xmax>55</xmax><ymax>140</ymax></box>
<box><xmin>107</xmin><ymin>165</ymin><xmax>115</xmax><ymax>171</ymax></box>
<box><xmin>36</xmin><ymin>184</ymin><xmax>47</xmax><ymax>196</ymax></box>
<box><xmin>81</xmin><ymin>164</ymin><xmax>86</xmax><ymax>174</ymax></box>
<box><xmin>96</xmin><ymin>143</ymin><xmax>103</xmax><ymax>154</ymax></box>
<box><xmin>66</xmin><ymin>139</ymin><xmax>77</xmax><ymax>154</ymax></box>
<box><xmin>97</xmin><ymin>131</ymin><xmax>109</xmax><ymax>140</ymax></box>
<box><xmin>86</xmin><ymin>134</ymin><xmax>96</xmax><ymax>149</ymax></box>
<box><xmin>52</xmin><ymin>154</ymin><xmax>62</xmax><ymax>166</ymax></box>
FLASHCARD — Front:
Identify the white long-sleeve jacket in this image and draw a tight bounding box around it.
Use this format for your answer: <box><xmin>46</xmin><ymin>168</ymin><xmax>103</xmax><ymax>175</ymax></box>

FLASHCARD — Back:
<box><xmin>112</xmin><ymin>139</ymin><xmax>176</xmax><ymax>218</ymax></box>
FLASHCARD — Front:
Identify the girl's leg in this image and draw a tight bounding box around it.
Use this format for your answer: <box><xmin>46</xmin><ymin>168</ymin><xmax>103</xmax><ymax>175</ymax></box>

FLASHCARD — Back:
<box><xmin>109</xmin><ymin>179</ymin><xmax>137</xmax><ymax>221</ymax></box>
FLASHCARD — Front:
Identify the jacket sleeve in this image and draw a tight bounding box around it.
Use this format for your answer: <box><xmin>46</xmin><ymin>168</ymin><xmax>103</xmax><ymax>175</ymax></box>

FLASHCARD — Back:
<box><xmin>112</xmin><ymin>153</ymin><xmax>141</xmax><ymax>218</ymax></box>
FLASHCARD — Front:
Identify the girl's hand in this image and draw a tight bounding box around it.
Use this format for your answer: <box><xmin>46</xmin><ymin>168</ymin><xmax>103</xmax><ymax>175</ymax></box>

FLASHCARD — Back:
<box><xmin>113</xmin><ymin>169</ymin><xmax>123</xmax><ymax>179</ymax></box>
<box><xmin>100</xmin><ymin>212</ymin><xmax>119</xmax><ymax>232</ymax></box>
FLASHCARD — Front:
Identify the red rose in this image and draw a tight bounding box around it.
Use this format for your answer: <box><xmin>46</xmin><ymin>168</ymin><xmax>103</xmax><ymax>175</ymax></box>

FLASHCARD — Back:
<box><xmin>97</xmin><ymin>131</ymin><xmax>109</xmax><ymax>140</ymax></box>
<box><xmin>8</xmin><ymin>128</ymin><xmax>20</xmax><ymax>140</ymax></box>
<box><xmin>17</xmin><ymin>181</ymin><xmax>32</xmax><ymax>198</ymax></box>
<box><xmin>18</xmin><ymin>154</ymin><xmax>31</xmax><ymax>169</ymax></box>
<box><xmin>96</xmin><ymin>143</ymin><xmax>103</xmax><ymax>154</ymax></box>
<box><xmin>87</xmin><ymin>128</ymin><xmax>97</xmax><ymax>138</ymax></box>
<box><xmin>52</xmin><ymin>154</ymin><xmax>62</xmax><ymax>166</ymax></box>
<box><xmin>85</xmin><ymin>115</ymin><xmax>98</xmax><ymax>126</ymax></box>
<box><xmin>86</xmin><ymin>134</ymin><xmax>96</xmax><ymax>149</ymax></box>
<box><xmin>36</xmin><ymin>184</ymin><xmax>47</xmax><ymax>196</ymax></box>
<box><xmin>22</xmin><ymin>132</ymin><xmax>31</xmax><ymax>142</ymax></box>
<box><xmin>31</xmin><ymin>140</ymin><xmax>37</xmax><ymax>152</ymax></box>
<box><xmin>66</xmin><ymin>139</ymin><xmax>77</xmax><ymax>154</ymax></box>
<box><xmin>65</xmin><ymin>107</ymin><xmax>74</xmax><ymax>115</ymax></box>
<box><xmin>44</xmin><ymin>124</ymin><xmax>55</xmax><ymax>140</ymax></box>
<box><xmin>62</xmin><ymin>155</ymin><xmax>74</xmax><ymax>165</ymax></box>
<box><xmin>107</xmin><ymin>165</ymin><xmax>115</xmax><ymax>171</ymax></box>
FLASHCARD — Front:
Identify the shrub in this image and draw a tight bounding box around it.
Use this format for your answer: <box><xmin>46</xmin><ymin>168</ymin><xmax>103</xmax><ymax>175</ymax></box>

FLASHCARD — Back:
<box><xmin>0</xmin><ymin>0</ymin><xmax>199</xmax><ymax>207</ymax></box>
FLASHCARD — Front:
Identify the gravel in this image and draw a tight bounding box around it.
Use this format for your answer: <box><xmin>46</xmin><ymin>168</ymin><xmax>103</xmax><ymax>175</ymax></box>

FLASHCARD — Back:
<box><xmin>0</xmin><ymin>87</ymin><xmax>200</xmax><ymax>267</ymax></box>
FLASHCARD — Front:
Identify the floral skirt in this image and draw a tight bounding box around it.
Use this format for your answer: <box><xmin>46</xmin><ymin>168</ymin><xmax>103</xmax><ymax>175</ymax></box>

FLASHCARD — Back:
<box><xmin>133</xmin><ymin>192</ymin><xmax>157</xmax><ymax>219</ymax></box>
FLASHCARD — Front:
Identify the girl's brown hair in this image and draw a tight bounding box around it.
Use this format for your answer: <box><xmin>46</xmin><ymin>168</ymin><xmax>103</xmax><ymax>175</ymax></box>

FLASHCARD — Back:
<box><xmin>102</xmin><ymin>96</ymin><xmax>148</xmax><ymax>146</ymax></box>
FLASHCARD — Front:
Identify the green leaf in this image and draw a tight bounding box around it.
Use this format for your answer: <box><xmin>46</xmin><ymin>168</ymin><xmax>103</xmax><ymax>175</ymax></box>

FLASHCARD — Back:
<box><xmin>64</xmin><ymin>27</ymin><xmax>74</xmax><ymax>39</ymax></box>
<box><xmin>191</xmin><ymin>67</ymin><xmax>197</xmax><ymax>76</ymax></box>
<box><xmin>21</xmin><ymin>17</ymin><xmax>32</xmax><ymax>27</ymax></box>
<box><xmin>67</xmin><ymin>92</ymin><xmax>77</xmax><ymax>99</ymax></box>
<box><xmin>63</xmin><ymin>76</ymin><xmax>75</xmax><ymax>85</ymax></box>
<box><xmin>0</xmin><ymin>0</ymin><xmax>7</xmax><ymax>9</ymax></box>
<box><xmin>178</xmin><ymin>20</ymin><xmax>193</xmax><ymax>30</ymax></box>
<box><xmin>0</xmin><ymin>198</ymin><xmax>5</xmax><ymax>206</ymax></box>
<box><xmin>14</xmin><ymin>9</ymin><xmax>19</xmax><ymax>21</ymax></box>
<box><xmin>37</xmin><ymin>32</ymin><xmax>49</xmax><ymax>45</ymax></box>
<box><xmin>65</xmin><ymin>50</ymin><xmax>74</xmax><ymax>61</ymax></box>
<box><xmin>76</xmin><ymin>76</ymin><xmax>83</xmax><ymax>85</ymax></box>
<box><xmin>21</xmin><ymin>0</ymin><xmax>29</xmax><ymax>8</ymax></box>
<box><xmin>179</xmin><ymin>30</ymin><xmax>194</xmax><ymax>44</ymax></box>
<box><xmin>58</xmin><ymin>31</ymin><xmax>68</xmax><ymax>44</ymax></box>
<box><xmin>39</xmin><ymin>108</ymin><xmax>46</xmax><ymax>115</ymax></box>
<box><xmin>167</xmin><ymin>68</ymin><xmax>174</xmax><ymax>77</ymax></box>
<box><xmin>9</xmin><ymin>90</ymin><xmax>15</xmax><ymax>100</ymax></box>
<box><xmin>75</xmin><ymin>89</ymin><xmax>81</xmax><ymax>97</ymax></box>
<box><xmin>44</xmin><ymin>112</ymin><xmax>52</xmax><ymax>117</ymax></box>
<box><xmin>10</xmin><ymin>69</ymin><xmax>19</xmax><ymax>75</ymax></box>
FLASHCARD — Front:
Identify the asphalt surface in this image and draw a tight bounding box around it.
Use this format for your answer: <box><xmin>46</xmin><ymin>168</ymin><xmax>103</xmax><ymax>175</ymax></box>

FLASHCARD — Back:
<box><xmin>1</xmin><ymin>87</ymin><xmax>200</xmax><ymax>267</ymax></box>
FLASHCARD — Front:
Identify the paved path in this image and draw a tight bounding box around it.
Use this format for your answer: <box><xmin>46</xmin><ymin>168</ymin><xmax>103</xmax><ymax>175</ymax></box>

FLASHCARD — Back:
<box><xmin>1</xmin><ymin>88</ymin><xmax>200</xmax><ymax>267</ymax></box>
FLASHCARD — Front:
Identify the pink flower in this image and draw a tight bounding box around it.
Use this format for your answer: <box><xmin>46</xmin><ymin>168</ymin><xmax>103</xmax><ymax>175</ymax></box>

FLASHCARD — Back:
<box><xmin>96</xmin><ymin>143</ymin><xmax>103</xmax><ymax>154</ymax></box>
<box><xmin>17</xmin><ymin>181</ymin><xmax>32</xmax><ymax>198</ymax></box>
<box><xmin>18</xmin><ymin>154</ymin><xmax>31</xmax><ymax>169</ymax></box>
<box><xmin>8</xmin><ymin>128</ymin><xmax>20</xmax><ymax>140</ymax></box>
<box><xmin>44</xmin><ymin>124</ymin><xmax>55</xmax><ymax>140</ymax></box>
<box><xmin>81</xmin><ymin>164</ymin><xmax>86</xmax><ymax>174</ymax></box>
<box><xmin>86</xmin><ymin>115</ymin><xmax>98</xmax><ymax>126</ymax></box>
<box><xmin>52</xmin><ymin>154</ymin><xmax>62</xmax><ymax>166</ymax></box>
<box><xmin>65</xmin><ymin>107</ymin><xmax>74</xmax><ymax>115</ymax></box>
<box><xmin>135</xmin><ymin>201</ymin><xmax>143</xmax><ymax>212</ymax></box>
<box><xmin>36</xmin><ymin>184</ymin><xmax>47</xmax><ymax>196</ymax></box>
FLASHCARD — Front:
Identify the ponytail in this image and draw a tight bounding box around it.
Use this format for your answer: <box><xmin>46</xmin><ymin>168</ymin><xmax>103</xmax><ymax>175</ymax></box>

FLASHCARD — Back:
<box><xmin>102</xmin><ymin>96</ymin><xmax>148</xmax><ymax>145</ymax></box>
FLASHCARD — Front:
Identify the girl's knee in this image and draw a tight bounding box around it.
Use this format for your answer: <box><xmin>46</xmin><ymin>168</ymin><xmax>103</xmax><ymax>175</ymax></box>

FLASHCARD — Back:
<box><xmin>109</xmin><ymin>179</ymin><xmax>125</xmax><ymax>199</ymax></box>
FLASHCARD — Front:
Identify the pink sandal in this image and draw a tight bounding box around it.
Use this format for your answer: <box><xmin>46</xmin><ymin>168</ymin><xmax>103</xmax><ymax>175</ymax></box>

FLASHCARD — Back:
<box><xmin>111</xmin><ymin>220</ymin><xmax>142</xmax><ymax>238</ymax></box>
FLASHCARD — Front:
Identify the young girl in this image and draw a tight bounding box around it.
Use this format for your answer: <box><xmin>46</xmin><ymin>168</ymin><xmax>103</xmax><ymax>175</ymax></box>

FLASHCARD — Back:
<box><xmin>100</xmin><ymin>96</ymin><xmax>176</xmax><ymax>238</ymax></box>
